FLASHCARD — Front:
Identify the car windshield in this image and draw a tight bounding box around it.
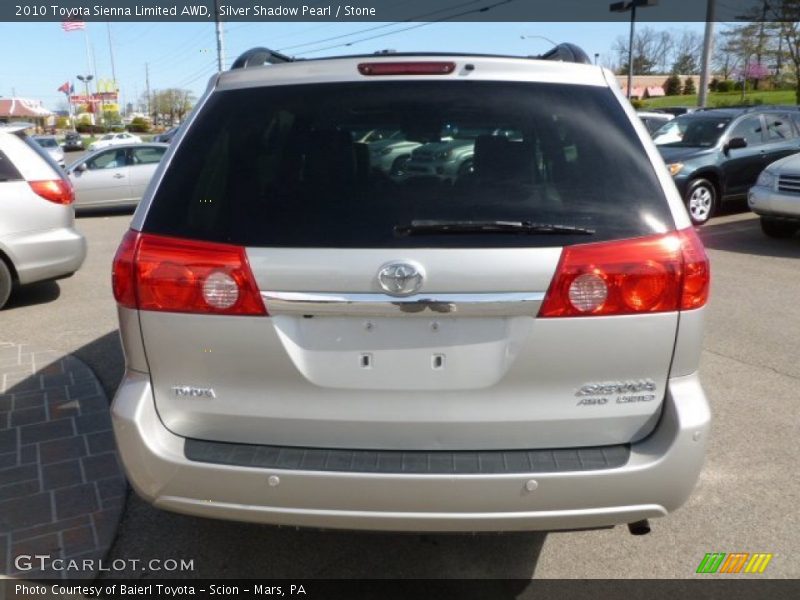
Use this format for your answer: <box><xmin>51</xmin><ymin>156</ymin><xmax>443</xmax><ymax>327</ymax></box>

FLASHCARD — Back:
<box><xmin>101</xmin><ymin>134</ymin><xmax>114</xmax><ymax>140</ymax></box>
<box><xmin>144</xmin><ymin>81</ymin><xmax>673</xmax><ymax>248</ymax></box>
<box><xmin>35</xmin><ymin>137</ymin><xmax>58</xmax><ymax>148</ymax></box>
<box><xmin>654</xmin><ymin>115</ymin><xmax>731</xmax><ymax>147</ymax></box>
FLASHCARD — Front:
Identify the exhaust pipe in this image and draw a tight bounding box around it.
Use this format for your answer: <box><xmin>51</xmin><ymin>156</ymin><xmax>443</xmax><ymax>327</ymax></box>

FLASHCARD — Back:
<box><xmin>627</xmin><ymin>519</ymin><xmax>651</xmax><ymax>535</ymax></box>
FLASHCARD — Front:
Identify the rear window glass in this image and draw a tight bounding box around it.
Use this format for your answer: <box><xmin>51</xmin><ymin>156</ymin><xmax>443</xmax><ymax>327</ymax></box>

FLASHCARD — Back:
<box><xmin>654</xmin><ymin>115</ymin><xmax>731</xmax><ymax>148</ymax></box>
<box><xmin>0</xmin><ymin>149</ymin><xmax>22</xmax><ymax>181</ymax></box>
<box><xmin>143</xmin><ymin>81</ymin><xmax>674</xmax><ymax>248</ymax></box>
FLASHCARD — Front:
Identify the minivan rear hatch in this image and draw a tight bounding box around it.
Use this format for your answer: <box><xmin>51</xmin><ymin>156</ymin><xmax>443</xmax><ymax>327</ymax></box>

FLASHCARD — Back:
<box><xmin>132</xmin><ymin>73</ymin><xmax>688</xmax><ymax>451</ymax></box>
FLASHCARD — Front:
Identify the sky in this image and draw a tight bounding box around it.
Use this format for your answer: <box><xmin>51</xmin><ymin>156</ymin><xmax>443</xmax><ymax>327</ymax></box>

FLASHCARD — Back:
<box><xmin>0</xmin><ymin>20</ymin><xmax>707</xmax><ymax>111</ymax></box>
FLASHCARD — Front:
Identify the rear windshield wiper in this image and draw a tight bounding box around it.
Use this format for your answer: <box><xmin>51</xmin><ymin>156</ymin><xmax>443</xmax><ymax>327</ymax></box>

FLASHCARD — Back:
<box><xmin>395</xmin><ymin>220</ymin><xmax>595</xmax><ymax>236</ymax></box>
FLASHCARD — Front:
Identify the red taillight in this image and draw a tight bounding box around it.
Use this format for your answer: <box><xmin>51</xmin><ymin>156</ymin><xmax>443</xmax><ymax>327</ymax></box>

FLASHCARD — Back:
<box><xmin>677</xmin><ymin>227</ymin><xmax>711</xmax><ymax>310</ymax></box>
<box><xmin>111</xmin><ymin>231</ymin><xmax>267</xmax><ymax>316</ymax></box>
<box><xmin>357</xmin><ymin>61</ymin><xmax>456</xmax><ymax>76</ymax></box>
<box><xmin>538</xmin><ymin>229</ymin><xmax>710</xmax><ymax>318</ymax></box>
<box><xmin>29</xmin><ymin>179</ymin><xmax>74</xmax><ymax>205</ymax></box>
<box><xmin>112</xmin><ymin>229</ymin><xmax>139</xmax><ymax>309</ymax></box>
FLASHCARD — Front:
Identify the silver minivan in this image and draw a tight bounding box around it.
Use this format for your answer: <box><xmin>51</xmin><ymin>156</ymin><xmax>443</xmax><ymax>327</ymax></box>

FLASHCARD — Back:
<box><xmin>0</xmin><ymin>124</ymin><xmax>86</xmax><ymax>309</ymax></box>
<box><xmin>111</xmin><ymin>46</ymin><xmax>711</xmax><ymax>533</ymax></box>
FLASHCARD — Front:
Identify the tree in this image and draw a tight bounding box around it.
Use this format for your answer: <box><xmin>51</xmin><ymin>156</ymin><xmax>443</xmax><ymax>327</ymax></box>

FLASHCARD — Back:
<box><xmin>613</xmin><ymin>26</ymin><xmax>673</xmax><ymax>75</ymax></box>
<box><xmin>767</xmin><ymin>2</ymin><xmax>800</xmax><ymax>103</ymax></box>
<box><xmin>709</xmin><ymin>77</ymin><xmax>720</xmax><ymax>92</ymax></box>
<box><xmin>671</xmin><ymin>30</ymin><xmax>703</xmax><ymax>73</ymax></box>
<box><xmin>683</xmin><ymin>77</ymin><xmax>697</xmax><ymax>95</ymax></box>
<box><xmin>151</xmin><ymin>88</ymin><xmax>195</xmax><ymax>126</ymax></box>
<box><xmin>672</xmin><ymin>53</ymin><xmax>698</xmax><ymax>75</ymax></box>
<box><xmin>128</xmin><ymin>117</ymin><xmax>150</xmax><ymax>133</ymax></box>
<box><xmin>664</xmin><ymin>74</ymin><xmax>682</xmax><ymax>96</ymax></box>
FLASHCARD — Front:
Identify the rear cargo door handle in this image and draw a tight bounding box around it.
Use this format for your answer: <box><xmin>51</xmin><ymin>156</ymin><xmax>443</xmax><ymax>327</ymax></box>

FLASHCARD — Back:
<box><xmin>261</xmin><ymin>291</ymin><xmax>545</xmax><ymax>317</ymax></box>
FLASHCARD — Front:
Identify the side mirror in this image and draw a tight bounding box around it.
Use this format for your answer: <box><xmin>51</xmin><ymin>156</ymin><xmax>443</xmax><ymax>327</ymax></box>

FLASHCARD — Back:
<box><xmin>727</xmin><ymin>137</ymin><xmax>748</xmax><ymax>151</ymax></box>
<box><xmin>74</xmin><ymin>163</ymin><xmax>88</xmax><ymax>173</ymax></box>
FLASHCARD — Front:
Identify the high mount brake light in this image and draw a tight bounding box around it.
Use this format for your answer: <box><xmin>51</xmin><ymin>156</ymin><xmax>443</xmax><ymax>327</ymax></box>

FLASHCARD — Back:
<box><xmin>112</xmin><ymin>230</ymin><xmax>267</xmax><ymax>316</ymax></box>
<box><xmin>538</xmin><ymin>229</ymin><xmax>710</xmax><ymax>318</ymax></box>
<box><xmin>357</xmin><ymin>62</ymin><xmax>456</xmax><ymax>76</ymax></box>
<box><xmin>29</xmin><ymin>180</ymin><xmax>74</xmax><ymax>205</ymax></box>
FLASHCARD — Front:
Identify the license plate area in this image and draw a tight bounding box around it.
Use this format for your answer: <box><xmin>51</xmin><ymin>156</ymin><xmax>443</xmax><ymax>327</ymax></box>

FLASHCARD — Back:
<box><xmin>271</xmin><ymin>315</ymin><xmax>531</xmax><ymax>390</ymax></box>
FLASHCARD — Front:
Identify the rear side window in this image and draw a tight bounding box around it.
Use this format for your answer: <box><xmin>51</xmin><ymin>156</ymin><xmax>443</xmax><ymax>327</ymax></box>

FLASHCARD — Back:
<box><xmin>766</xmin><ymin>114</ymin><xmax>795</xmax><ymax>141</ymax></box>
<box><xmin>730</xmin><ymin>116</ymin><xmax>765</xmax><ymax>147</ymax></box>
<box><xmin>0</xmin><ymin>149</ymin><xmax>22</xmax><ymax>181</ymax></box>
<box><xmin>132</xmin><ymin>146</ymin><xmax>166</xmax><ymax>165</ymax></box>
<box><xmin>143</xmin><ymin>81</ymin><xmax>674</xmax><ymax>248</ymax></box>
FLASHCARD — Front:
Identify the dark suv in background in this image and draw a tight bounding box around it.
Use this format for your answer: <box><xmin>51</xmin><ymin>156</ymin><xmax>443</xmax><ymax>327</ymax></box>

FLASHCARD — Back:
<box><xmin>654</xmin><ymin>107</ymin><xmax>800</xmax><ymax>224</ymax></box>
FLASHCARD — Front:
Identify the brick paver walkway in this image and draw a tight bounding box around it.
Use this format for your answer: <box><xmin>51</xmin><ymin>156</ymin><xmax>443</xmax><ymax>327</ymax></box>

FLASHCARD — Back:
<box><xmin>0</xmin><ymin>342</ymin><xmax>125</xmax><ymax>580</ymax></box>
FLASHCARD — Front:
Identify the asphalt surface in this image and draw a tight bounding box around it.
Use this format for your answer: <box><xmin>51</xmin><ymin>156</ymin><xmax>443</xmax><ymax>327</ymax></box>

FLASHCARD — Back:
<box><xmin>2</xmin><ymin>206</ymin><xmax>799</xmax><ymax>580</ymax></box>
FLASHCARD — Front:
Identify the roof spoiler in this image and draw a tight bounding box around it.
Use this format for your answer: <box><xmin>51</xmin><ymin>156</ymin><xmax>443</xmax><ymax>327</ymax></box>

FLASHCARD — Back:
<box><xmin>230</xmin><ymin>47</ymin><xmax>294</xmax><ymax>70</ymax></box>
<box><xmin>536</xmin><ymin>43</ymin><xmax>593</xmax><ymax>65</ymax></box>
<box><xmin>229</xmin><ymin>43</ymin><xmax>595</xmax><ymax>71</ymax></box>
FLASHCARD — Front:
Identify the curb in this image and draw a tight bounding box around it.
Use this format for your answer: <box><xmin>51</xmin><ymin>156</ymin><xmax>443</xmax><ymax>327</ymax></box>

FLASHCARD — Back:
<box><xmin>0</xmin><ymin>342</ymin><xmax>125</xmax><ymax>580</ymax></box>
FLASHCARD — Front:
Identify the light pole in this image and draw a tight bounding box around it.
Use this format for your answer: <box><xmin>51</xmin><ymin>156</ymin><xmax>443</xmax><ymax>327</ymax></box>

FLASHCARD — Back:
<box><xmin>520</xmin><ymin>34</ymin><xmax>558</xmax><ymax>51</ymax></box>
<box><xmin>610</xmin><ymin>0</ymin><xmax>658</xmax><ymax>99</ymax></box>
<box><xmin>76</xmin><ymin>74</ymin><xmax>93</xmax><ymax>122</ymax></box>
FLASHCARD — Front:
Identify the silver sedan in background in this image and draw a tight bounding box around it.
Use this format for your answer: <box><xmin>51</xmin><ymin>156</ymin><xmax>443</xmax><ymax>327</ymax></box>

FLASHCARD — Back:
<box><xmin>749</xmin><ymin>153</ymin><xmax>800</xmax><ymax>238</ymax></box>
<box><xmin>66</xmin><ymin>143</ymin><xmax>168</xmax><ymax>210</ymax></box>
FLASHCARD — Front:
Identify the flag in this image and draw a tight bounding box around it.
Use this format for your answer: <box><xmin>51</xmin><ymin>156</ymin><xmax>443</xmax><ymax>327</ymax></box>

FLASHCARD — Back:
<box><xmin>57</xmin><ymin>81</ymin><xmax>70</xmax><ymax>94</ymax></box>
<box><xmin>61</xmin><ymin>21</ymin><xmax>85</xmax><ymax>32</ymax></box>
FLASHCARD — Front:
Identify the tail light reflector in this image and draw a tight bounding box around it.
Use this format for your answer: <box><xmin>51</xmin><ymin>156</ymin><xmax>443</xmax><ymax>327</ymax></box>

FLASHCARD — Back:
<box><xmin>358</xmin><ymin>62</ymin><xmax>456</xmax><ymax>76</ymax></box>
<box><xmin>29</xmin><ymin>179</ymin><xmax>74</xmax><ymax>205</ymax></box>
<box><xmin>112</xmin><ymin>230</ymin><xmax>267</xmax><ymax>316</ymax></box>
<box><xmin>539</xmin><ymin>228</ymin><xmax>709</xmax><ymax>318</ymax></box>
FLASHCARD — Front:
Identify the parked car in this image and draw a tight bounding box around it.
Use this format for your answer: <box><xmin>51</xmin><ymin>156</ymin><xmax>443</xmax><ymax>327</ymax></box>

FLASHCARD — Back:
<box><xmin>110</xmin><ymin>44</ymin><xmax>711</xmax><ymax>534</ymax></box>
<box><xmin>654</xmin><ymin>107</ymin><xmax>800</xmax><ymax>224</ymax></box>
<box><xmin>153</xmin><ymin>126</ymin><xmax>181</xmax><ymax>144</ymax></box>
<box><xmin>0</xmin><ymin>123</ymin><xmax>86</xmax><ymax>309</ymax></box>
<box><xmin>749</xmin><ymin>154</ymin><xmax>800</xmax><ymax>237</ymax></box>
<box><xmin>62</xmin><ymin>131</ymin><xmax>85</xmax><ymax>152</ymax></box>
<box><xmin>87</xmin><ymin>132</ymin><xmax>142</xmax><ymax>151</ymax></box>
<box><xmin>358</xmin><ymin>129</ymin><xmax>422</xmax><ymax>177</ymax></box>
<box><xmin>637</xmin><ymin>111</ymin><xmax>673</xmax><ymax>135</ymax></box>
<box><xmin>32</xmin><ymin>135</ymin><xmax>65</xmax><ymax>168</ymax></box>
<box><xmin>66</xmin><ymin>143</ymin><xmax>168</xmax><ymax>210</ymax></box>
<box><xmin>403</xmin><ymin>131</ymin><xmax>477</xmax><ymax>182</ymax></box>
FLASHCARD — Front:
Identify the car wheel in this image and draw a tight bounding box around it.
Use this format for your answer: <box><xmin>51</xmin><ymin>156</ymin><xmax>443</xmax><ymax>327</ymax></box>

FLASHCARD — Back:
<box><xmin>390</xmin><ymin>155</ymin><xmax>410</xmax><ymax>177</ymax></box>
<box><xmin>760</xmin><ymin>216</ymin><xmax>799</xmax><ymax>239</ymax></box>
<box><xmin>685</xmin><ymin>179</ymin><xmax>717</xmax><ymax>226</ymax></box>
<box><xmin>0</xmin><ymin>259</ymin><xmax>13</xmax><ymax>310</ymax></box>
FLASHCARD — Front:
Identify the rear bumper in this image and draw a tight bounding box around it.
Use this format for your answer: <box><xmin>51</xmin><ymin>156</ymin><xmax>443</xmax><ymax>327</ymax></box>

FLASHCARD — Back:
<box><xmin>112</xmin><ymin>371</ymin><xmax>710</xmax><ymax>532</ymax></box>
<box><xmin>3</xmin><ymin>226</ymin><xmax>86</xmax><ymax>285</ymax></box>
<box><xmin>749</xmin><ymin>185</ymin><xmax>800</xmax><ymax>219</ymax></box>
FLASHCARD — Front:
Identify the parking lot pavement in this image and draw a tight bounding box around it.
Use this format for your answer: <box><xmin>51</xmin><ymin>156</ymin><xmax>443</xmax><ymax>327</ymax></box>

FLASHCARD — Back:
<box><xmin>1</xmin><ymin>211</ymin><xmax>798</xmax><ymax>580</ymax></box>
<box><xmin>0</xmin><ymin>342</ymin><xmax>125</xmax><ymax>580</ymax></box>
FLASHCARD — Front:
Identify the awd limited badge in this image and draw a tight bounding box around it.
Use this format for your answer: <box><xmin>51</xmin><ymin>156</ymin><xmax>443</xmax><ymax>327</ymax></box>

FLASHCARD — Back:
<box><xmin>575</xmin><ymin>379</ymin><xmax>657</xmax><ymax>407</ymax></box>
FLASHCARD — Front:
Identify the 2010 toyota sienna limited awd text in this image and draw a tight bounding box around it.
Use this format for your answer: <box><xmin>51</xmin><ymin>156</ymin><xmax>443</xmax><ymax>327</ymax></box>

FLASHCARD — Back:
<box><xmin>110</xmin><ymin>45</ymin><xmax>711</xmax><ymax>533</ymax></box>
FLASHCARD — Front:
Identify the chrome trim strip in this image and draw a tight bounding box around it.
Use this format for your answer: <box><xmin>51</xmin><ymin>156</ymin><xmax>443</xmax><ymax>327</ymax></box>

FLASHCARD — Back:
<box><xmin>261</xmin><ymin>291</ymin><xmax>545</xmax><ymax>317</ymax></box>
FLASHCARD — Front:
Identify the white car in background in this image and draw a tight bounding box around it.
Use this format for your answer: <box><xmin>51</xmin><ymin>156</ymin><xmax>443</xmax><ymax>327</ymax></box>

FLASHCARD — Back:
<box><xmin>87</xmin><ymin>132</ymin><xmax>142</xmax><ymax>151</ymax></box>
<box><xmin>636</xmin><ymin>111</ymin><xmax>674</xmax><ymax>136</ymax></box>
